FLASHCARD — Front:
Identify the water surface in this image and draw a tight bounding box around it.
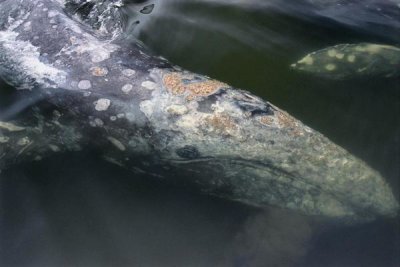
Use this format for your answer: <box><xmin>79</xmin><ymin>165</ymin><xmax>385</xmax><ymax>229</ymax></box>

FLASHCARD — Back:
<box><xmin>1</xmin><ymin>0</ymin><xmax>399</xmax><ymax>266</ymax></box>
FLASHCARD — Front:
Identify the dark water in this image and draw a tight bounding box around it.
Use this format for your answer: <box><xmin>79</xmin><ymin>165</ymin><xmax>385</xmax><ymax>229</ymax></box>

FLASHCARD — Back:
<box><xmin>1</xmin><ymin>0</ymin><xmax>400</xmax><ymax>266</ymax></box>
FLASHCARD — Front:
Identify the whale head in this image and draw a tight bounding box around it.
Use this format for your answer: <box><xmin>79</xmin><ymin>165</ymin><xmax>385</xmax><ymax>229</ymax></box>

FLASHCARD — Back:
<box><xmin>133</xmin><ymin>69</ymin><xmax>399</xmax><ymax>221</ymax></box>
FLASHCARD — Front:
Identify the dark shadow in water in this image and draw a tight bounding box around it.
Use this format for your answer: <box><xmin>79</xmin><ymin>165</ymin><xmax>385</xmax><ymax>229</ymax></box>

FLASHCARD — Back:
<box><xmin>0</xmin><ymin>152</ymin><xmax>398</xmax><ymax>267</ymax></box>
<box><xmin>1</xmin><ymin>152</ymin><xmax>315</xmax><ymax>267</ymax></box>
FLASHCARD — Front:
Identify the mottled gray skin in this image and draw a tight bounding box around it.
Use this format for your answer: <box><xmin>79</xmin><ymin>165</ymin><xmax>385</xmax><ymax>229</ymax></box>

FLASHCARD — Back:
<box><xmin>0</xmin><ymin>0</ymin><xmax>398</xmax><ymax>222</ymax></box>
<box><xmin>291</xmin><ymin>43</ymin><xmax>400</xmax><ymax>79</ymax></box>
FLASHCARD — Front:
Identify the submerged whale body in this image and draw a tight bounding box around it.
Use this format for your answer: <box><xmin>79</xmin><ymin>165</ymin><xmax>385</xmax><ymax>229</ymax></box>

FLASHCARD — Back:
<box><xmin>0</xmin><ymin>0</ymin><xmax>398</xmax><ymax>222</ymax></box>
<box><xmin>291</xmin><ymin>43</ymin><xmax>400</xmax><ymax>79</ymax></box>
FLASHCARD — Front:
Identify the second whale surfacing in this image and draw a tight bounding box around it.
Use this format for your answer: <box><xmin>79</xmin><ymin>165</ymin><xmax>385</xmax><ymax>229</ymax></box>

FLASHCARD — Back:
<box><xmin>0</xmin><ymin>0</ymin><xmax>398</xmax><ymax>222</ymax></box>
<box><xmin>291</xmin><ymin>43</ymin><xmax>400</xmax><ymax>79</ymax></box>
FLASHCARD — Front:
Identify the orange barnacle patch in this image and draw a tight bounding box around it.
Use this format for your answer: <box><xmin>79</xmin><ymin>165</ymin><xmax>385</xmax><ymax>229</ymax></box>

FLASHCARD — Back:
<box><xmin>258</xmin><ymin>108</ymin><xmax>304</xmax><ymax>136</ymax></box>
<box><xmin>90</xmin><ymin>67</ymin><xmax>108</xmax><ymax>77</ymax></box>
<box><xmin>276</xmin><ymin>111</ymin><xmax>297</xmax><ymax>128</ymax></box>
<box><xmin>205</xmin><ymin>113</ymin><xmax>239</xmax><ymax>136</ymax></box>
<box><xmin>259</xmin><ymin>116</ymin><xmax>274</xmax><ymax>126</ymax></box>
<box><xmin>186</xmin><ymin>79</ymin><xmax>227</xmax><ymax>96</ymax></box>
<box><xmin>163</xmin><ymin>72</ymin><xmax>228</xmax><ymax>99</ymax></box>
<box><xmin>163</xmin><ymin>73</ymin><xmax>186</xmax><ymax>95</ymax></box>
<box><xmin>186</xmin><ymin>95</ymin><xmax>196</xmax><ymax>101</ymax></box>
<box><xmin>276</xmin><ymin>111</ymin><xmax>304</xmax><ymax>136</ymax></box>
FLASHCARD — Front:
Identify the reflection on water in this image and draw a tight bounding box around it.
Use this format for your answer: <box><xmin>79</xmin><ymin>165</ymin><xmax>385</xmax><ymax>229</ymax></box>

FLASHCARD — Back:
<box><xmin>1</xmin><ymin>0</ymin><xmax>400</xmax><ymax>266</ymax></box>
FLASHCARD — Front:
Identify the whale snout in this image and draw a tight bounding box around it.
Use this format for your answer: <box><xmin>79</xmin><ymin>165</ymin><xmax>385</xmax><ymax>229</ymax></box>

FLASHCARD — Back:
<box><xmin>164</xmin><ymin>91</ymin><xmax>399</xmax><ymax>221</ymax></box>
<box><xmin>223</xmin><ymin>154</ymin><xmax>399</xmax><ymax>221</ymax></box>
<box><xmin>246</xmin><ymin>112</ymin><xmax>400</xmax><ymax>220</ymax></box>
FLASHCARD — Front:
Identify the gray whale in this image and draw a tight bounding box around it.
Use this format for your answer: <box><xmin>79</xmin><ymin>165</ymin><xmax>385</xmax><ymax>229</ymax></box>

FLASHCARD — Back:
<box><xmin>0</xmin><ymin>0</ymin><xmax>398</xmax><ymax>221</ymax></box>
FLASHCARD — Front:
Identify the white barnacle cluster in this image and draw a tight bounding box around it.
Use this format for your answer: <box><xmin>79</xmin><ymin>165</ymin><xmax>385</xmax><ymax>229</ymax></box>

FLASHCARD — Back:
<box><xmin>138</xmin><ymin>68</ymin><xmax>247</xmax><ymax>143</ymax></box>
<box><xmin>121</xmin><ymin>84</ymin><xmax>133</xmax><ymax>94</ymax></box>
<box><xmin>89</xmin><ymin>117</ymin><xmax>104</xmax><ymax>127</ymax></box>
<box><xmin>118</xmin><ymin>69</ymin><xmax>159</xmax><ymax>95</ymax></box>
<box><xmin>165</xmin><ymin>104</ymin><xmax>188</xmax><ymax>116</ymax></box>
<box><xmin>122</xmin><ymin>68</ymin><xmax>136</xmax><ymax>77</ymax></box>
<box><xmin>141</xmin><ymin>81</ymin><xmax>157</xmax><ymax>90</ymax></box>
<box><xmin>117</xmin><ymin>69</ymin><xmax>138</xmax><ymax>94</ymax></box>
<box><xmin>78</xmin><ymin>79</ymin><xmax>92</xmax><ymax>89</ymax></box>
<box><xmin>94</xmin><ymin>98</ymin><xmax>111</xmax><ymax>111</ymax></box>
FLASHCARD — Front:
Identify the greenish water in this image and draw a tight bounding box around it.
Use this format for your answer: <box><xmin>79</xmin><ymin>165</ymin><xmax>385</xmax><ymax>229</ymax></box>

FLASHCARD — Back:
<box><xmin>1</xmin><ymin>1</ymin><xmax>399</xmax><ymax>266</ymax></box>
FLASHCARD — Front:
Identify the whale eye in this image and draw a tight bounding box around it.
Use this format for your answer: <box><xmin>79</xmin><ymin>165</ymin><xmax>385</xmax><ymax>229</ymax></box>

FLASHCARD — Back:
<box><xmin>176</xmin><ymin>145</ymin><xmax>200</xmax><ymax>159</ymax></box>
